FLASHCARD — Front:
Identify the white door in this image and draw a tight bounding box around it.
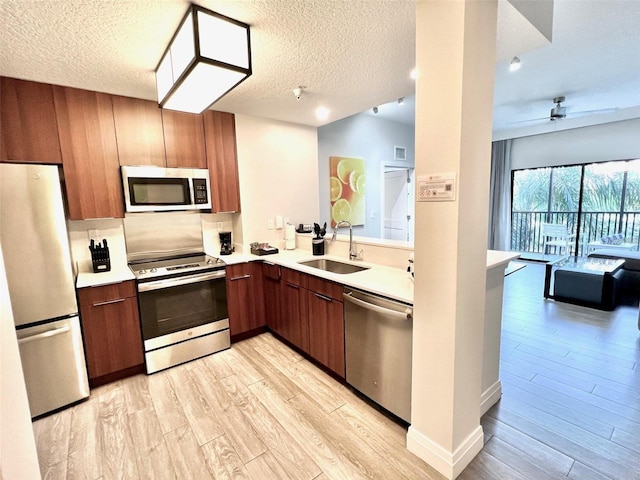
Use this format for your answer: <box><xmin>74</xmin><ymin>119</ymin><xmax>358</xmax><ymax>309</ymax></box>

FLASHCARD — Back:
<box><xmin>383</xmin><ymin>167</ymin><xmax>414</xmax><ymax>242</ymax></box>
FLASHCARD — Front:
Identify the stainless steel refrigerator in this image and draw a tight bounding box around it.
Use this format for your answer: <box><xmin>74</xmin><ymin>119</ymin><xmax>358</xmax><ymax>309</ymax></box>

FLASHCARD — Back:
<box><xmin>0</xmin><ymin>163</ymin><xmax>89</xmax><ymax>417</ymax></box>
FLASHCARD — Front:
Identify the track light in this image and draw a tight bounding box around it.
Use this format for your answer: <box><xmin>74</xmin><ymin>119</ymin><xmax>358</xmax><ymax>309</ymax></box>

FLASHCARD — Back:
<box><xmin>398</xmin><ymin>97</ymin><xmax>404</xmax><ymax>105</ymax></box>
<box><xmin>373</xmin><ymin>106</ymin><xmax>379</xmax><ymax>114</ymax></box>
<box><xmin>509</xmin><ymin>56</ymin><xmax>521</xmax><ymax>72</ymax></box>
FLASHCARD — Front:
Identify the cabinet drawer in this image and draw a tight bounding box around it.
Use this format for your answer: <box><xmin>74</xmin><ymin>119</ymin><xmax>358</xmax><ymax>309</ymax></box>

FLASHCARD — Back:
<box><xmin>307</xmin><ymin>276</ymin><xmax>343</xmax><ymax>301</ymax></box>
<box><xmin>78</xmin><ymin>281</ymin><xmax>136</xmax><ymax>306</ymax></box>
<box><xmin>262</xmin><ymin>261</ymin><xmax>281</xmax><ymax>280</ymax></box>
<box><xmin>282</xmin><ymin>267</ymin><xmax>309</xmax><ymax>289</ymax></box>
<box><xmin>226</xmin><ymin>262</ymin><xmax>253</xmax><ymax>280</ymax></box>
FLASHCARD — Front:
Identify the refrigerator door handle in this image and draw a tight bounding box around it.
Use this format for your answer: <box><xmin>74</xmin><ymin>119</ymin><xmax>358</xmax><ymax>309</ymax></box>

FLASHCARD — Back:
<box><xmin>18</xmin><ymin>325</ymin><xmax>71</xmax><ymax>345</ymax></box>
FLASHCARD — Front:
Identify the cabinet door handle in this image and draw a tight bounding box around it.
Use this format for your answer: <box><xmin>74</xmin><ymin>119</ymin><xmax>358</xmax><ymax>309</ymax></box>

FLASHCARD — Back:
<box><xmin>230</xmin><ymin>274</ymin><xmax>251</xmax><ymax>281</ymax></box>
<box><xmin>286</xmin><ymin>282</ymin><xmax>299</xmax><ymax>289</ymax></box>
<box><xmin>92</xmin><ymin>298</ymin><xmax>126</xmax><ymax>307</ymax></box>
<box><xmin>314</xmin><ymin>293</ymin><xmax>332</xmax><ymax>302</ymax></box>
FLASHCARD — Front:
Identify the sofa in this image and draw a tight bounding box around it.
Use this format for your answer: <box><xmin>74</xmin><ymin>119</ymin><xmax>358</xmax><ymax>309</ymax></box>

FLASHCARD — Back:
<box><xmin>588</xmin><ymin>248</ymin><xmax>640</xmax><ymax>307</ymax></box>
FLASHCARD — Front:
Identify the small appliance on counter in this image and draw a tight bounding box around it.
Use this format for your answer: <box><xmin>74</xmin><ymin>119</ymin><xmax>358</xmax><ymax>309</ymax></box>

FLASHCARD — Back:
<box><xmin>312</xmin><ymin>222</ymin><xmax>327</xmax><ymax>256</ymax></box>
<box><xmin>296</xmin><ymin>223</ymin><xmax>313</xmax><ymax>233</ymax></box>
<box><xmin>250</xmin><ymin>242</ymin><xmax>279</xmax><ymax>256</ymax></box>
<box><xmin>89</xmin><ymin>239</ymin><xmax>111</xmax><ymax>273</ymax></box>
<box><xmin>219</xmin><ymin>231</ymin><xmax>234</xmax><ymax>255</ymax></box>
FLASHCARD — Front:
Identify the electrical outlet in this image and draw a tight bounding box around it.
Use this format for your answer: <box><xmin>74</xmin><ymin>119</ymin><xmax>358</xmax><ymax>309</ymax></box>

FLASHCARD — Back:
<box><xmin>267</xmin><ymin>218</ymin><xmax>274</xmax><ymax>230</ymax></box>
<box><xmin>88</xmin><ymin>229</ymin><xmax>99</xmax><ymax>241</ymax></box>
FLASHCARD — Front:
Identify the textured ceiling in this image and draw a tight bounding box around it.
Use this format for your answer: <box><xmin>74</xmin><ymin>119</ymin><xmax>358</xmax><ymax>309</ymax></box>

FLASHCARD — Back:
<box><xmin>1</xmin><ymin>0</ymin><xmax>639</xmax><ymax>136</ymax></box>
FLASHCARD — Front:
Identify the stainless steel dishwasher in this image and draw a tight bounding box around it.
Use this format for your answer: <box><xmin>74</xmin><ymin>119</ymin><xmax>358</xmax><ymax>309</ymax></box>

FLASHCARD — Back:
<box><xmin>343</xmin><ymin>287</ymin><xmax>413</xmax><ymax>423</ymax></box>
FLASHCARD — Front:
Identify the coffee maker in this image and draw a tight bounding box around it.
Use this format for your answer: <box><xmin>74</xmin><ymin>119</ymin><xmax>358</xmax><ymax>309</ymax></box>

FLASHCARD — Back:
<box><xmin>219</xmin><ymin>231</ymin><xmax>233</xmax><ymax>255</ymax></box>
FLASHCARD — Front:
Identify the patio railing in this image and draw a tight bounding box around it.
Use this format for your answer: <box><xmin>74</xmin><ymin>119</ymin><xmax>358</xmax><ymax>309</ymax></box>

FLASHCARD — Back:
<box><xmin>511</xmin><ymin>211</ymin><xmax>640</xmax><ymax>256</ymax></box>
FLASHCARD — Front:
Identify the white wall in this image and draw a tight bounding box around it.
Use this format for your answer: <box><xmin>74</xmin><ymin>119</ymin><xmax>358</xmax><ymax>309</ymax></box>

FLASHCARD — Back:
<box><xmin>234</xmin><ymin>115</ymin><xmax>319</xmax><ymax>251</ymax></box>
<box><xmin>510</xmin><ymin>117</ymin><xmax>640</xmax><ymax>170</ymax></box>
<box><xmin>318</xmin><ymin>113</ymin><xmax>415</xmax><ymax>238</ymax></box>
<box><xmin>0</xmin><ymin>244</ymin><xmax>41</xmax><ymax>479</ymax></box>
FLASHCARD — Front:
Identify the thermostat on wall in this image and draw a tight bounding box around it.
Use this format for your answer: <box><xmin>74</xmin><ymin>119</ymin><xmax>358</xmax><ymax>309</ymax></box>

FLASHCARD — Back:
<box><xmin>417</xmin><ymin>173</ymin><xmax>456</xmax><ymax>202</ymax></box>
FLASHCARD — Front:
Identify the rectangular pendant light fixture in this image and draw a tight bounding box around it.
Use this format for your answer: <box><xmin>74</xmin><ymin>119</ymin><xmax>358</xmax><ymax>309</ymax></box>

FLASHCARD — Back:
<box><xmin>155</xmin><ymin>4</ymin><xmax>252</xmax><ymax>114</ymax></box>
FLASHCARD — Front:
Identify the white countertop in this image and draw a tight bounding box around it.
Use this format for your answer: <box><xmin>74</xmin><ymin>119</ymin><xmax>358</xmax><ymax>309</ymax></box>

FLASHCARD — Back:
<box><xmin>76</xmin><ymin>249</ymin><xmax>519</xmax><ymax>304</ymax></box>
<box><xmin>76</xmin><ymin>265</ymin><xmax>135</xmax><ymax>289</ymax></box>
<box><xmin>231</xmin><ymin>250</ymin><xmax>415</xmax><ymax>304</ymax></box>
<box><xmin>486</xmin><ymin>250</ymin><xmax>520</xmax><ymax>270</ymax></box>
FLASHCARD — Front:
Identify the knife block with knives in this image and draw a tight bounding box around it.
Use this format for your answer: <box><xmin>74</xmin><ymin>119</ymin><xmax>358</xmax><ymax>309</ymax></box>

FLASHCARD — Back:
<box><xmin>89</xmin><ymin>239</ymin><xmax>111</xmax><ymax>273</ymax></box>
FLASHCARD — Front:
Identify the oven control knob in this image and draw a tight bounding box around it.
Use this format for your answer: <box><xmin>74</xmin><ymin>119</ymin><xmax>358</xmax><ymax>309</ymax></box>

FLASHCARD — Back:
<box><xmin>207</xmin><ymin>259</ymin><xmax>214</xmax><ymax>264</ymax></box>
<box><xmin>139</xmin><ymin>269</ymin><xmax>147</xmax><ymax>275</ymax></box>
<box><xmin>150</xmin><ymin>268</ymin><xmax>157</xmax><ymax>273</ymax></box>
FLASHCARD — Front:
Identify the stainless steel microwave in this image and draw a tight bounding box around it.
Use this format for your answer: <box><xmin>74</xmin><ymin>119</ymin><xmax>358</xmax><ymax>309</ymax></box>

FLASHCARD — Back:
<box><xmin>121</xmin><ymin>166</ymin><xmax>212</xmax><ymax>213</ymax></box>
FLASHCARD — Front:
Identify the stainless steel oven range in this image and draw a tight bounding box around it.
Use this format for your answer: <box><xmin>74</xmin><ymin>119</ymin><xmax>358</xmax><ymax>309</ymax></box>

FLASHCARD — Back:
<box><xmin>124</xmin><ymin>213</ymin><xmax>230</xmax><ymax>374</ymax></box>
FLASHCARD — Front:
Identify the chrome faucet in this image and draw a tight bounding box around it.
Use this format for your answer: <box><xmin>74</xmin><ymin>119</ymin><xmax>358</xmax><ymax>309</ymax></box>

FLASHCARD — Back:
<box><xmin>332</xmin><ymin>220</ymin><xmax>361</xmax><ymax>260</ymax></box>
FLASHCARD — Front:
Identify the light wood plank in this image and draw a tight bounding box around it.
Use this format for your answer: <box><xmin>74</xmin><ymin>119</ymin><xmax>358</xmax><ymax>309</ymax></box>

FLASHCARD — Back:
<box><xmin>122</xmin><ymin>374</ymin><xmax>154</xmax><ymax>414</ymax></box>
<box><xmin>164</xmin><ymin>425</ymin><xmax>213</xmax><ymax>479</ymax></box>
<box><xmin>32</xmin><ymin>408</ymin><xmax>71</xmax><ymax>478</ymax></box>
<box><xmin>99</xmin><ymin>386</ymin><xmax>139</xmax><ymax>479</ymax></box>
<box><xmin>482</xmin><ymin>436</ymin><xmax>566</xmax><ymax>480</ymax></box>
<box><xmin>457</xmin><ymin>450</ymin><xmax>530</xmax><ymax>480</ymax></box>
<box><xmin>169</xmin><ymin>367</ymin><xmax>224</xmax><ymax>446</ymax></box>
<box><xmin>288</xmin><ymin>392</ymin><xmax>405</xmax><ymax>479</ymax></box>
<box><xmin>282</xmin><ymin>360</ymin><xmax>346</xmax><ymax>413</ymax></box>
<box><xmin>67</xmin><ymin>397</ymin><xmax>102</xmax><ymax>480</ymax></box>
<box><xmin>127</xmin><ymin>407</ymin><xmax>176</xmax><ymax>480</ymax></box>
<box><xmin>146</xmin><ymin>369</ymin><xmax>188</xmax><ymax>435</ymax></box>
<box><xmin>249</xmin><ymin>378</ymin><xmax>368</xmax><ymax>480</ymax></box>
<box><xmin>481</xmin><ymin>415</ymin><xmax>574</xmax><ymax>475</ymax></box>
<box><xmin>331</xmin><ymin>403</ymin><xmax>443</xmax><ymax>479</ymax></box>
<box><xmin>221</xmin><ymin>374</ymin><xmax>322</xmax><ymax>479</ymax></box>
<box><xmin>201</xmin><ymin>435</ymin><xmax>251</xmax><ymax>480</ymax></box>
<box><xmin>219</xmin><ymin>346</ymin><xmax>265</xmax><ymax>385</ymax></box>
<box><xmin>188</xmin><ymin>362</ymin><xmax>267</xmax><ymax>463</ymax></box>
<box><xmin>244</xmin><ymin>451</ymin><xmax>293</xmax><ymax>480</ymax></box>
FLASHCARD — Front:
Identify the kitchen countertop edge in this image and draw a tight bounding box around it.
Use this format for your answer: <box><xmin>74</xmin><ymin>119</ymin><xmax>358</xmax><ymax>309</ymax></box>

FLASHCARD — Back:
<box><xmin>76</xmin><ymin>266</ymin><xmax>136</xmax><ymax>289</ymax></box>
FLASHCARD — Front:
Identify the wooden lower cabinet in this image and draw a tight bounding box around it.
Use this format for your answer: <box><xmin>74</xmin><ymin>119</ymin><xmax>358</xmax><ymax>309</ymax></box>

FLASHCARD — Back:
<box><xmin>77</xmin><ymin>281</ymin><xmax>144</xmax><ymax>386</ymax></box>
<box><xmin>307</xmin><ymin>277</ymin><xmax>345</xmax><ymax>378</ymax></box>
<box><xmin>226</xmin><ymin>262</ymin><xmax>265</xmax><ymax>336</ymax></box>
<box><xmin>280</xmin><ymin>268</ymin><xmax>310</xmax><ymax>353</ymax></box>
<box><xmin>262</xmin><ymin>262</ymin><xmax>282</xmax><ymax>333</ymax></box>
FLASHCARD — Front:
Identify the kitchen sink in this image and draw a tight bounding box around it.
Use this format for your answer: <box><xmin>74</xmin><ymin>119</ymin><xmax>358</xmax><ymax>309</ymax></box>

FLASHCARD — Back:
<box><xmin>298</xmin><ymin>258</ymin><xmax>370</xmax><ymax>274</ymax></box>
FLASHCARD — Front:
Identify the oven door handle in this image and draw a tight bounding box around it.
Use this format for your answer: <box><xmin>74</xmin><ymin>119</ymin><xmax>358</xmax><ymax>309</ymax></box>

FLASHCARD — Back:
<box><xmin>138</xmin><ymin>270</ymin><xmax>226</xmax><ymax>292</ymax></box>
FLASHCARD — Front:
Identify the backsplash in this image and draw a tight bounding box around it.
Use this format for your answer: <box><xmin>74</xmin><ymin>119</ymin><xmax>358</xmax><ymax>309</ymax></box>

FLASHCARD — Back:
<box><xmin>67</xmin><ymin>212</ymin><xmax>234</xmax><ymax>275</ymax></box>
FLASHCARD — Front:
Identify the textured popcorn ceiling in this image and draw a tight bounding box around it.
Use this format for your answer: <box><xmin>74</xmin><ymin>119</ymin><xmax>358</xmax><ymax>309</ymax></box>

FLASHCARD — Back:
<box><xmin>1</xmin><ymin>1</ymin><xmax>639</xmax><ymax>133</ymax></box>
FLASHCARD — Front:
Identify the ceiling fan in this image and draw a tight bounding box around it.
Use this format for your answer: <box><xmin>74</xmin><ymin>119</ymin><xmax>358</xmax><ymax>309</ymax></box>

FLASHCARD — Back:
<box><xmin>513</xmin><ymin>96</ymin><xmax>618</xmax><ymax>124</ymax></box>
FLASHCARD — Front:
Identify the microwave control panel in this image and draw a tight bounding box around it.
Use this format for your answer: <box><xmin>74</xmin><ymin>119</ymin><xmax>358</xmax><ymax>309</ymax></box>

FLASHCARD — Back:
<box><xmin>192</xmin><ymin>178</ymin><xmax>209</xmax><ymax>204</ymax></box>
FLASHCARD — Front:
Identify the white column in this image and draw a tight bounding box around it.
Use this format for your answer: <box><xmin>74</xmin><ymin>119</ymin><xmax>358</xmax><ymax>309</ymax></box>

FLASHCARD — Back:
<box><xmin>408</xmin><ymin>1</ymin><xmax>498</xmax><ymax>479</ymax></box>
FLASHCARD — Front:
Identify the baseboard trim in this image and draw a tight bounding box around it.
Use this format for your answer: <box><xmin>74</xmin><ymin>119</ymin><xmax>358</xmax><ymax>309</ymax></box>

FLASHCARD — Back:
<box><xmin>407</xmin><ymin>424</ymin><xmax>484</xmax><ymax>479</ymax></box>
<box><xmin>480</xmin><ymin>380</ymin><xmax>502</xmax><ymax>415</ymax></box>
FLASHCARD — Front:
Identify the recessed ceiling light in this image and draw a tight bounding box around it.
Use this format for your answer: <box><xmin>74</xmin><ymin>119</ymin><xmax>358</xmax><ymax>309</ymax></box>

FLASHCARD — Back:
<box><xmin>410</xmin><ymin>68</ymin><xmax>418</xmax><ymax>80</ymax></box>
<box><xmin>315</xmin><ymin>106</ymin><xmax>330</xmax><ymax>121</ymax></box>
<box><xmin>509</xmin><ymin>56</ymin><xmax>521</xmax><ymax>72</ymax></box>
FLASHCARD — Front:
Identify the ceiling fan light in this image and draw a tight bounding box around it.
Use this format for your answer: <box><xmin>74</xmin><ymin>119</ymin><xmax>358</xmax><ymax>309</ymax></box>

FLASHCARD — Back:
<box><xmin>509</xmin><ymin>56</ymin><xmax>521</xmax><ymax>72</ymax></box>
<box><xmin>155</xmin><ymin>4</ymin><xmax>252</xmax><ymax>114</ymax></box>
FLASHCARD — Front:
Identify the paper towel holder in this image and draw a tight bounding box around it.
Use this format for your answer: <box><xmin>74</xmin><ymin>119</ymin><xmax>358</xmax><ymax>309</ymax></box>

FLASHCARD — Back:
<box><xmin>285</xmin><ymin>223</ymin><xmax>296</xmax><ymax>250</ymax></box>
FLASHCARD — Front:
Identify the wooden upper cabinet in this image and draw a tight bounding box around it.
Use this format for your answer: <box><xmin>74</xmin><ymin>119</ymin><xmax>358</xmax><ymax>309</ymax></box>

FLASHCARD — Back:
<box><xmin>203</xmin><ymin>110</ymin><xmax>241</xmax><ymax>213</ymax></box>
<box><xmin>111</xmin><ymin>95</ymin><xmax>166</xmax><ymax>166</ymax></box>
<box><xmin>53</xmin><ymin>86</ymin><xmax>123</xmax><ymax>220</ymax></box>
<box><xmin>1</xmin><ymin>77</ymin><xmax>62</xmax><ymax>164</ymax></box>
<box><xmin>161</xmin><ymin>109</ymin><xmax>207</xmax><ymax>168</ymax></box>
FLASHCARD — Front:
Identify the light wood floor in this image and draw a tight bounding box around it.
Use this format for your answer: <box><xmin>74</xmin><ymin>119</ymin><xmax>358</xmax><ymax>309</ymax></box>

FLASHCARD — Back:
<box><xmin>33</xmin><ymin>262</ymin><xmax>640</xmax><ymax>479</ymax></box>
